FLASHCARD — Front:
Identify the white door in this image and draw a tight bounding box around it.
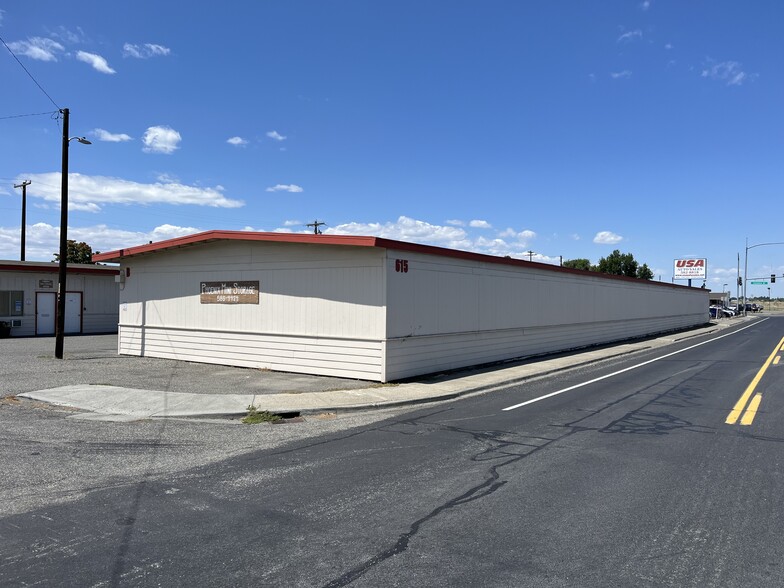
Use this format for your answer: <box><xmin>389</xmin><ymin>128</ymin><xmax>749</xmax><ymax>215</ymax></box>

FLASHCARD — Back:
<box><xmin>36</xmin><ymin>293</ymin><xmax>56</xmax><ymax>335</ymax></box>
<box><xmin>65</xmin><ymin>292</ymin><xmax>82</xmax><ymax>334</ymax></box>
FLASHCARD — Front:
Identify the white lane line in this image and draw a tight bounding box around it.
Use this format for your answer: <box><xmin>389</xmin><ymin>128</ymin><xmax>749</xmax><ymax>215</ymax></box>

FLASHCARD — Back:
<box><xmin>502</xmin><ymin>320</ymin><xmax>765</xmax><ymax>412</ymax></box>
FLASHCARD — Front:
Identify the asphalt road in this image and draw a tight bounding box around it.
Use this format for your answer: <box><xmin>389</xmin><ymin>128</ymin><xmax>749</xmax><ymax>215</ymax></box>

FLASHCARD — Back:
<box><xmin>3</xmin><ymin>317</ymin><xmax>784</xmax><ymax>586</ymax></box>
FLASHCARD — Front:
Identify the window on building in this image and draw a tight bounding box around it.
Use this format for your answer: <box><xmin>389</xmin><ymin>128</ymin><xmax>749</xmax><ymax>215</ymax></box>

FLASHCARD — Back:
<box><xmin>0</xmin><ymin>291</ymin><xmax>24</xmax><ymax>316</ymax></box>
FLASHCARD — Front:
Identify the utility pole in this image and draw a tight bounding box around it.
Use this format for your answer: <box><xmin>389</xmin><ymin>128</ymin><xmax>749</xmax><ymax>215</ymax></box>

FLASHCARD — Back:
<box><xmin>56</xmin><ymin>108</ymin><xmax>70</xmax><ymax>359</ymax></box>
<box><xmin>14</xmin><ymin>180</ymin><xmax>31</xmax><ymax>261</ymax></box>
<box><xmin>526</xmin><ymin>250</ymin><xmax>535</xmax><ymax>262</ymax></box>
<box><xmin>306</xmin><ymin>220</ymin><xmax>326</xmax><ymax>235</ymax></box>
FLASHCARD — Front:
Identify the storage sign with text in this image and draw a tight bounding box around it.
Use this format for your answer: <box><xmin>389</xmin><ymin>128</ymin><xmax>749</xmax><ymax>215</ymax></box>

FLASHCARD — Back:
<box><xmin>673</xmin><ymin>258</ymin><xmax>707</xmax><ymax>280</ymax></box>
<box><xmin>200</xmin><ymin>281</ymin><xmax>259</xmax><ymax>304</ymax></box>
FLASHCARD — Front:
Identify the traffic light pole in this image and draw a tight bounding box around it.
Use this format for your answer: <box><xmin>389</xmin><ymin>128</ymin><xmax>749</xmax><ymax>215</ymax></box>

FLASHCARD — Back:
<box><xmin>744</xmin><ymin>239</ymin><xmax>784</xmax><ymax>316</ymax></box>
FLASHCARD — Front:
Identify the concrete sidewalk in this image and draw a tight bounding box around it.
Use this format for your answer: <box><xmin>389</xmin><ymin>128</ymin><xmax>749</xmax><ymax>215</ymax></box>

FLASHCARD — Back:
<box><xmin>18</xmin><ymin>321</ymin><xmax>737</xmax><ymax>420</ymax></box>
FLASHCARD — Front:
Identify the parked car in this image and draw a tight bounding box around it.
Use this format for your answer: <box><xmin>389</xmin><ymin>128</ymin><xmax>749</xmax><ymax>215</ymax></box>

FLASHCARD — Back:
<box><xmin>710</xmin><ymin>305</ymin><xmax>735</xmax><ymax>318</ymax></box>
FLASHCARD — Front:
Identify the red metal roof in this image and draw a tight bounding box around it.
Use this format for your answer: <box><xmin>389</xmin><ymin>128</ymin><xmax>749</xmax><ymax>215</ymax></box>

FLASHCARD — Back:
<box><xmin>0</xmin><ymin>261</ymin><xmax>119</xmax><ymax>275</ymax></box>
<box><xmin>91</xmin><ymin>230</ymin><xmax>693</xmax><ymax>290</ymax></box>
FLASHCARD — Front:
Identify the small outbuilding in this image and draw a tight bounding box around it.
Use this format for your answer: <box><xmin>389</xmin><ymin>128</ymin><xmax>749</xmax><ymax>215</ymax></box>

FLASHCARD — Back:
<box><xmin>93</xmin><ymin>231</ymin><xmax>710</xmax><ymax>382</ymax></box>
<box><xmin>0</xmin><ymin>261</ymin><xmax>119</xmax><ymax>338</ymax></box>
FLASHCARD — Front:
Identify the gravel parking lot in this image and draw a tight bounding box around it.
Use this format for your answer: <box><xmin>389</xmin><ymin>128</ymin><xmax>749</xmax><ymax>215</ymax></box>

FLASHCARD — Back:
<box><xmin>0</xmin><ymin>334</ymin><xmax>409</xmax><ymax>517</ymax></box>
<box><xmin>0</xmin><ymin>334</ymin><xmax>375</xmax><ymax>398</ymax></box>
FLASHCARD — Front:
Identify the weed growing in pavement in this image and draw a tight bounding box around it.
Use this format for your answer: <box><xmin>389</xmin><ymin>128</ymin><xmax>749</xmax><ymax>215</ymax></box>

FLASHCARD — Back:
<box><xmin>241</xmin><ymin>405</ymin><xmax>283</xmax><ymax>424</ymax></box>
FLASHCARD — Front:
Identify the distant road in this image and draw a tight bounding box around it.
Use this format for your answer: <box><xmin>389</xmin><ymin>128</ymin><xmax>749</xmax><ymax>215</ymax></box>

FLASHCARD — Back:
<box><xmin>3</xmin><ymin>317</ymin><xmax>784</xmax><ymax>587</ymax></box>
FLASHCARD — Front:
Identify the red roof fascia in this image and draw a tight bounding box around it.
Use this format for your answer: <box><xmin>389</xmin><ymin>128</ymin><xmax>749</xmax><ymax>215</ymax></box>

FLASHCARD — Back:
<box><xmin>0</xmin><ymin>263</ymin><xmax>119</xmax><ymax>275</ymax></box>
<box><xmin>92</xmin><ymin>230</ymin><xmax>383</xmax><ymax>262</ymax></box>
<box><xmin>91</xmin><ymin>230</ymin><xmax>694</xmax><ymax>291</ymax></box>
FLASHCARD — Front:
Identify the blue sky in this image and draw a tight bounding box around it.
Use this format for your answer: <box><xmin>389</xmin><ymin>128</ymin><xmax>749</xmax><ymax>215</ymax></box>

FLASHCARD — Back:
<box><xmin>1</xmin><ymin>1</ymin><xmax>782</xmax><ymax>296</ymax></box>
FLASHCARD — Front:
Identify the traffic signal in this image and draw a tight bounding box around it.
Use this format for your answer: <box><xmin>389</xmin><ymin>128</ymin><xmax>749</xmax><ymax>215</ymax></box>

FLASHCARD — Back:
<box><xmin>738</xmin><ymin>276</ymin><xmax>743</xmax><ymax>286</ymax></box>
<box><xmin>772</xmin><ymin>274</ymin><xmax>776</xmax><ymax>283</ymax></box>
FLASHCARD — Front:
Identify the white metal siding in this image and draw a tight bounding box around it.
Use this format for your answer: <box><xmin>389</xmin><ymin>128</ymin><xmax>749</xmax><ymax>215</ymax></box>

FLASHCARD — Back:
<box><xmin>384</xmin><ymin>249</ymin><xmax>709</xmax><ymax>381</ymax></box>
<box><xmin>118</xmin><ymin>325</ymin><xmax>384</xmax><ymax>380</ymax></box>
<box><xmin>120</xmin><ymin>242</ymin><xmax>385</xmax><ymax>338</ymax></box>
<box><xmin>384</xmin><ymin>314</ymin><xmax>707</xmax><ymax>381</ymax></box>
<box><xmin>117</xmin><ymin>242</ymin><xmax>387</xmax><ymax>378</ymax></box>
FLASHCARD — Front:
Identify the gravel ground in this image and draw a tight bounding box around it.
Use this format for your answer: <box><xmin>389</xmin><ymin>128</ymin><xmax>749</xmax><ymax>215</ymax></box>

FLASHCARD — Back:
<box><xmin>0</xmin><ymin>334</ymin><xmax>412</xmax><ymax>517</ymax></box>
<box><xmin>0</xmin><ymin>334</ymin><xmax>375</xmax><ymax>398</ymax></box>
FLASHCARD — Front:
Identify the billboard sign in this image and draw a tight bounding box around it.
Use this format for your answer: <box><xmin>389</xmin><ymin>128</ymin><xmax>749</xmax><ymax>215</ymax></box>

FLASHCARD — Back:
<box><xmin>673</xmin><ymin>258</ymin><xmax>707</xmax><ymax>280</ymax></box>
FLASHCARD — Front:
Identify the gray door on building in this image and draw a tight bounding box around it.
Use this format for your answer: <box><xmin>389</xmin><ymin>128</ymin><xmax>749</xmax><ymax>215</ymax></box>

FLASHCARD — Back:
<box><xmin>36</xmin><ymin>292</ymin><xmax>55</xmax><ymax>335</ymax></box>
<box><xmin>65</xmin><ymin>292</ymin><xmax>82</xmax><ymax>334</ymax></box>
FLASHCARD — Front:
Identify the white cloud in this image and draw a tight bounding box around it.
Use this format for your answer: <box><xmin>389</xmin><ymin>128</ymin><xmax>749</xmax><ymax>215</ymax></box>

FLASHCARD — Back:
<box><xmin>445</xmin><ymin>219</ymin><xmax>465</xmax><ymax>226</ymax></box>
<box><xmin>327</xmin><ymin>216</ymin><xmax>470</xmax><ymax>248</ymax></box>
<box><xmin>617</xmin><ymin>29</ymin><xmax>643</xmax><ymax>43</ymax></box>
<box><xmin>665</xmin><ymin>43</ymin><xmax>673</xmax><ymax>50</ymax></box>
<box><xmin>610</xmin><ymin>70</ymin><xmax>632</xmax><ymax>80</ymax></box>
<box><xmin>75</xmin><ymin>50</ymin><xmax>116</xmax><ymax>74</ymax></box>
<box><xmin>227</xmin><ymin>136</ymin><xmax>249</xmax><ymax>146</ymax></box>
<box><xmin>701</xmin><ymin>60</ymin><xmax>755</xmax><ymax>86</ymax></box>
<box><xmin>7</xmin><ymin>37</ymin><xmax>64</xmax><ymax>61</ymax></box>
<box><xmin>469</xmin><ymin>220</ymin><xmax>492</xmax><ymax>229</ymax></box>
<box><xmin>640</xmin><ymin>1</ymin><xmax>652</xmax><ymax>11</ymax></box>
<box><xmin>498</xmin><ymin>228</ymin><xmax>536</xmax><ymax>242</ymax></box>
<box><xmin>593</xmin><ymin>231</ymin><xmax>623</xmax><ymax>245</ymax></box>
<box><xmin>266</xmin><ymin>130</ymin><xmax>287</xmax><ymax>142</ymax></box>
<box><xmin>0</xmin><ymin>222</ymin><xmax>202</xmax><ymax>261</ymax></box>
<box><xmin>283</xmin><ymin>220</ymin><xmax>302</xmax><ymax>227</ymax></box>
<box><xmin>93</xmin><ymin>128</ymin><xmax>132</xmax><ymax>142</ymax></box>
<box><xmin>123</xmin><ymin>43</ymin><xmax>171</xmax><ymax>58</ymax></box>
<box><xmin>142</xmin><ymin>125</ymin><xmax>182</xmax><ymax>154</ymax></box>
<box><xmin>266</xmin><ymin>184</ymin><xmax>303</xmax><ymax>193</ymax></box>
<box><xmin>18</xmin><ymin>172</ymin><xmax>243</xmax><ymax>212</ymax></box>
<box><xmin>321</xmin><ymin>217</ymin><xmax>549</xmax><ymax>260</ymax></box>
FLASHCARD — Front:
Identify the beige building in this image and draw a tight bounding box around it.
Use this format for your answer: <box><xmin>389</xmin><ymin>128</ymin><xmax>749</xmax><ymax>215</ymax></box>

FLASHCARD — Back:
<box><xmin>94</xmin><ymin>231</ymin><xmax>710</xmax><ymax>382</ymax></box>
<box><xmin>0</xmin><ymin>261</ymin><xmax>119</xmax><ymax>338</ymax></box>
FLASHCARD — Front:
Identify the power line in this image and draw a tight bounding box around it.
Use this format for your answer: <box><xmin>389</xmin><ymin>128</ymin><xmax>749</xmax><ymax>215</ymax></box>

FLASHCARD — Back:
<box><xmin>0</xmin><ymin>110</ymin><xmax>59</xmax><ymax>121</ymax></box>
<box><xmin>0</xmin><ymin>33</ymin><xmax>61</xmax><ymax>110</ymax></box>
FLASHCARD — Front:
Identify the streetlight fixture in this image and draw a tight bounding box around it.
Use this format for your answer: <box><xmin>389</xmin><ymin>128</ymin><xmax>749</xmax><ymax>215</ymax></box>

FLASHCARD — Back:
<box><xmin>55</xmin><ymin>107</ymin><xmax>91</xmax><ymax>359</ymax></box>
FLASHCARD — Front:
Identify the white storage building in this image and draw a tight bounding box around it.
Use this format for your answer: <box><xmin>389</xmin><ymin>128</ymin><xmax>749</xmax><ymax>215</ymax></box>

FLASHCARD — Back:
<box><xmin>93</xmin><ymin>231</ymin><xmax>710</xmax><ymax>382</ymax></box>
<box><xmin>0</xmin><ymin>261</ymin><xmax>119</xmax><ymax>338</ymax></box>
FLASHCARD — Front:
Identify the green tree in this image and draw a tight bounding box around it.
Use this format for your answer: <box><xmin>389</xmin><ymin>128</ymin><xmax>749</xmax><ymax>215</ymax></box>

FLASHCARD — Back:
<box><xmin>636</xmin><ymin>263</ymin><xmax>654</xmax><ymax>280</ymax></box>
<box><xmin>53</xmin><ymin>240</ymin><xmax>94</xmax><ymax>264</ymax></box>
<box><xmin>562</xmin><ymin>258</ymin><xmax>594</xmax><ymax>271</ymax></box>
<box><xmin>597</xmin><ymin>249</ymin><xmax>639</xmax><ymax>278</ymax></box>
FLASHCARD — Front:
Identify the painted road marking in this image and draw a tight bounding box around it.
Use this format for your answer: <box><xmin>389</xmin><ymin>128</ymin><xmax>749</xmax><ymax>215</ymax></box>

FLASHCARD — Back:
<box><xmin>740</xmin><ymin>394</ymin><xmax>763</xmax><ymax>426</ymax></box>
<box><xmin>502</xmin><ymin>321</ymin><xmax>764</xmax><ymax>412</ymax></box>
<box><xmin>775</xmin><ymin>356</ymin><xmax>781</xmax><ymax>365</ymax></box>
<box><xmin>725</xmin><ymin>335</ymin><xmax>784</xmax><ymax>426</ymax></box>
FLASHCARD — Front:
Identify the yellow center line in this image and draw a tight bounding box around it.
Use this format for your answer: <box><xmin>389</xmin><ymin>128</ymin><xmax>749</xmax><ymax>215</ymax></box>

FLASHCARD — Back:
<box><xmin>726</xmin><ymin>335</ymin><xmax>784</xmax><ymax>425</ymax></box>
<box><xmin>740</xmin><ymin>394</ymin><xmax>763</xmax><ymax>426</ymax></box>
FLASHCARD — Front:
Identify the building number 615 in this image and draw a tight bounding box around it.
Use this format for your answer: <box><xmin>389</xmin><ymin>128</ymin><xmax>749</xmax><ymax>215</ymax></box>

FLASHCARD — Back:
<box><xmin>395</xmin><ymin>259</ymin><xmax>409</xmax><ymax>273</ymax></box>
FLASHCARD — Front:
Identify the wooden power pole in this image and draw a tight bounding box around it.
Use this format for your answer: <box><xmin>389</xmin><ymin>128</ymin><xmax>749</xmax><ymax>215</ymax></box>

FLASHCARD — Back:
<box><xmin>14</xmin><ymin>180</ymin><xmax>31</xmax><ymax>261</ymax></box>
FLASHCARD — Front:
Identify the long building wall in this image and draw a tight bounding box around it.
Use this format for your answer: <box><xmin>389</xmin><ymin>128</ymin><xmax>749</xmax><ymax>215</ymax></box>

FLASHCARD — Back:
<box><xmin>114</xmin><ymin>240</ymin><xmax>709</xmax><ymax>382</ymax></box>
<box><xmin>382</xmin><ymin>248</ymin><xmax>709</xmax><ymax>381</ymax></box>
